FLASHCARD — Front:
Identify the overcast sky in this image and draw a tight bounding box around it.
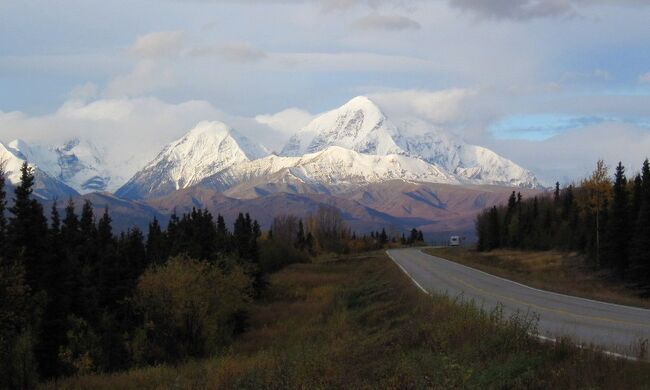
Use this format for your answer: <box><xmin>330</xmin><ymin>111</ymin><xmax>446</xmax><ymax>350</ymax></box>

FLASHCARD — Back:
<box><xmin>1</xmin><ymin>0</ymin><xmax>650</xmax><ymax>184</ymax></box>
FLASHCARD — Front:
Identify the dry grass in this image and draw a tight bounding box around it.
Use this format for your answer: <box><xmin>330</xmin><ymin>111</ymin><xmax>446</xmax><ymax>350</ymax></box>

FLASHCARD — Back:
<box><xmin>426</xmin><ymin>247</ymin><xmax>650</xmax><ymax>309</ymax></box>
<box><xmin>44</xmin><ymin>251</ymin><xmax>650</xmax><ymax>389</ymax></box>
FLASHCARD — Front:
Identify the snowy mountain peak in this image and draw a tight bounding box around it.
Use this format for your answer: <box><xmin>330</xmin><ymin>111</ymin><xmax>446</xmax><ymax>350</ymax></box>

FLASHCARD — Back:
<box><xmin>0</xmin><ymin>141</ymin><xmax>31</xmax><ymax>184</ymax></box>
<box><xmin>8</xmin><ymin>137</ymin><xmax>111</xmax><ymax>194</ymax></box>
<box><xmin>115</xmin><ymin>121</ymin><xmax>270</xmax><ymax>199</ymax></box>
<box><xmin>280</xmin><ymin>95</ymin><xmax>402</xmax><ymax>157</ymax></box>
<box><xmin>339</xmin><ymin>95</ymin><xmax>384</xmax><ymax>117</ymax></box>
<box><xmin>0</xmin><ymin>141</ymin><xmax>79</xmax><ymax>200</ymax></box>
<box><xmin>280</xmin><ymin>96</ymin><xmax>540</xmax><ymax>189</ymax></box>
<box><xmin>180</xmin><ymin>121</ymin><xmax>268</xmax><ymax>161</ymax></box>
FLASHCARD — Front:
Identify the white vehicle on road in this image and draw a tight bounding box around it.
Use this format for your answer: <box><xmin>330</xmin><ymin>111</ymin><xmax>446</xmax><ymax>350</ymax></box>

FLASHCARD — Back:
<box><xmin>449</xmin><ymin>236</ymin><xmax>460</xmax><ymax>246</ymax></box>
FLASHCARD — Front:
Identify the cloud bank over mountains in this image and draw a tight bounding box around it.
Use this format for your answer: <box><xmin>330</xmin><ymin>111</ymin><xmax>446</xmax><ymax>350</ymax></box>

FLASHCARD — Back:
<box><xmin>1</xmin><ymin>0</ymin><xmax>650</xmax><ymax>184</ymax></box>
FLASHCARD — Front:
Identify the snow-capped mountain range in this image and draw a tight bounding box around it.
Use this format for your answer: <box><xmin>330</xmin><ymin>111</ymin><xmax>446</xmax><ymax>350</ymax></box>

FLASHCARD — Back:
<box><xmin>0</xmin><ymin>142</ymin><xmax>78</xmax><ymax>200</ymax></box>
<box><xmin>116</xmin><ymin>121</ymin><xmax>269</xmax><ymax>199</ymax></box>
<box><xmin>118</xmin><ymin>96</ymin><xmax>539</xmax><ymax>199</ymax></box>
<box><xmin>0</xmin><ymin>96</ymin><xmax>540</xmax><ymax>200</ymax></box>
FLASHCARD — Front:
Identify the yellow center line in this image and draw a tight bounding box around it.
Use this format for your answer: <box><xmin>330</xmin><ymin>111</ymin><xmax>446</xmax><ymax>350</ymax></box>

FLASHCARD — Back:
<box><xmin>448</xmin><ymin>275</ymin><xmax>650</xmax><ymax>329</ymax></box>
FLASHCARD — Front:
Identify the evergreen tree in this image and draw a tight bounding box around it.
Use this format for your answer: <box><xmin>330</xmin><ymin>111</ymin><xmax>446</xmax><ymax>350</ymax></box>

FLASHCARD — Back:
<box><xmin>631</xmin><ymin>159</ymin><xmax>650</xmax><ymax>290</ymax></box>
<box><xmin>117</xmin><ymin>228</ymin><xmax>147</xmax><ymax>298</ymax></box>
<box><xmin>296</xmin><ymin>220</ymin><xmax>306</xmax><ymax>249</ymax></box>
<box><xmin>7</xmin><ymin>162</ymin><xmax>49</xmax><ymax>292</ymax></box>
<box><xmin>216</xmin><ymin>214</ymin><xmax>229</xmax><ymax>251</ymax></box>
<box><xmin>6</xmin><ymin>163</ymin><xmax>54</xmax><ymax>377</ymax></box>
<box><xmin>631</xmin><ymin>174</ymin><xmax>643</xmax><ymax>220</ymax></box>
<box><xmin>78</xmin><ymin>201</ymin><xmax>99</xmax><ymax>321</ymax></box>
<box><xmin>0</xmin><ymin>256</ymin><xmax>37</xmax><ymax>388</ymax></box>
<box><xmin>146</xmin><ymin>217</ymin><xmax>167</xmax><ymax>265</ymax></box>
<box><xmin>166</xmin><ymin>210</ymin><xmax>180</xmax><ymax>256</ymax></box>
<box><xmin>409</xmin><ymin>228</ymin><xmax>418</xmax><ymax>244</ymax></box>
<box><xmin>487</xmin><ymin>206</ymin><xmax>500</xmax><ymax>250</ymax></box>
<box><xmin>605</xmin><ymin>162</ymin><xmax>629</xmax><ymax>275</ymax></box>
<box><xmin>96</xmin><ymin>208</ymin><xmax>119</xmax><ymax>309</ymax></box>
<box><xmin>97</xmin><ymin>208</ymin><xmax>114</xmax><ymax>249</ymax></box>
<box><xmin>234</xmin><ymin>213</ymin><xmax>254</xmax><ymax>260</ymax></box>
<box><xmin>379</xmin><ymin>228</ymin><xmax>388</xmax><ymax>245</ymax></box>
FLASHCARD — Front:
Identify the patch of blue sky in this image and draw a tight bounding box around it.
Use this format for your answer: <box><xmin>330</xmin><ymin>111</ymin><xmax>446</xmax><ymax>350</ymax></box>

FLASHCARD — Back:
<box><xmin>489</xmin><ymin>114</ymin><xmax>603</xmax><ymax>140</ymax></box>
<box><xmin>490</xmin><ymin>114</ymin><xmax>650</xmax><ymax>140</ymax></box>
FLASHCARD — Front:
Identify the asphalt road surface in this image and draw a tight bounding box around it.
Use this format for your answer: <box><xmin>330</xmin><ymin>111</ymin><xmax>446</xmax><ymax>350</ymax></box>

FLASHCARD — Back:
<box><xmin>387</xmin><ymin>248</ymin><xmax>650</xmax><ymax>356</ymax></box>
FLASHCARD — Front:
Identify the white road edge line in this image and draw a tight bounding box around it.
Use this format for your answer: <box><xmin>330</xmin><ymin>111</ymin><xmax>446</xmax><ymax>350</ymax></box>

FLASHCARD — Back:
<box><xmin>417</xmin><ymin>248</ymin><xmax>650</xmax><ymax>314</ymax></box>
<box><xmin>386</xmin><ymin>249</ymin><xmax>644</xmax><ymax>363</ymax></box>
<box><xmin>386</xmin><ymin>251</ymin><xmax>429</xmax><ymax>295</ymax></box>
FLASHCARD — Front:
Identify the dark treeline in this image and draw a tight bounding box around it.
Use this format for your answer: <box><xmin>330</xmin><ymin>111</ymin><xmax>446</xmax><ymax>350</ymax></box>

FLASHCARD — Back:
<box><xmin>0</xmin><ymin>162</ymin><xmax>424</xmax><ymax>388</ymax></box>
<box><xmin>0</xmin><ymin>163</ymin><xmax>280</xmax><ymax>387</ymax></box>
<box><xmin>476</xmin><ymin>159</ymin><xmax>650</xmax><ymax>294</ymax></box>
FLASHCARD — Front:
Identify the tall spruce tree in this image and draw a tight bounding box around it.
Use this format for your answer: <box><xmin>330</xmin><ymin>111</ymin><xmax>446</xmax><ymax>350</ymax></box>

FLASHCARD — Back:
<box><xmin>605</xmin><ymin>162</ymin><xmax>629</xmax><ymax>275</ymax></box>
<box><xmin>7</xmin><ymin>163</ymin><xmax>53</xmax><ymax>378</ymax></box>
<box><xmin>296</xmin><ymin>220</ymin><xmax>306</xmax><ymax>249</ymax></box>
<box><xmin>7</xmin><ymin>162</ymin><xmax>49</xmax><ymax>292</ymax></box>
<box><xmin>146</xmin><ymin>217</ymin><xmax>167</xmax><ymax>265</ymax></box>
<box><xmin>631</xmin><ymin>159</ymin><xmax>650</xmax><ymax>290</ymax></box>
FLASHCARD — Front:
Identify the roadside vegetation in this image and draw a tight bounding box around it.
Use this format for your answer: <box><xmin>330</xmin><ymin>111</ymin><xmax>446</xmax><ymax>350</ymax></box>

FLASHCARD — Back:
<box><xmin>476</xmin><ymin>159</ymin><xmax>650</xmax><ymax>297</ymax></box>
<box><xmin>45</xmin><ymin>252</ymin><xmax>650</xmax><ymax>389</ymax></box>
<box><xmin>0</xmin><ymin>161</ymin><xmax>426</xmax><ymax>387</ymax></box>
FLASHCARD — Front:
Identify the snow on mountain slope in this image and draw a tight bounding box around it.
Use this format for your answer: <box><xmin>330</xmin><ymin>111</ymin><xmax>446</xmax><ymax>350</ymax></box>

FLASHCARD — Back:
<box><xmin>401</xmin><ymin>131</ymin><xmax>540</xmax><ymax>188</ymax></box>
<box><xmin>200</xmin><ymin>146</ymin><xmax>458</xmax><ymax>193</ymax></box>
<box><xmin>281</xmin><ymin>96</ymin><xmax>403</xmax><ymax>157</ymax></box>
<box><xmin>281</xmin><ymin>96</ymin><xmax>540</xmax><ymax>188</ymax></box>
<box><xmin>0</xmin><ymin>142</ymin><xmax>79</xmax><ymax>200</ymax></box>
<box><xmin>9</xmin><ymin>138</ymin><xmax>113</xmax><ymax>194</ymax></box>
<box><xmin>115</xmin><ymin>121</ymin><xmax>269</xmax><ymax>199</ymax></box>
<box><xmin>117</xmin><ymin>96</ymin><xmax>540</xmax><ymax>200</ymax></box>
<box><xmin>454</xmin><ymin>144</ymin><xmax>538</xmax><ymax>187</ymax></box>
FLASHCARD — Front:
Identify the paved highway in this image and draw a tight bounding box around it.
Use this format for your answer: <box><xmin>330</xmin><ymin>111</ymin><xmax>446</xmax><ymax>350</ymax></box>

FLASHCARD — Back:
<box><xmin>387</xmin><ymin>248</ymin><xmax>650</xmax><ymax>356</ymax></box>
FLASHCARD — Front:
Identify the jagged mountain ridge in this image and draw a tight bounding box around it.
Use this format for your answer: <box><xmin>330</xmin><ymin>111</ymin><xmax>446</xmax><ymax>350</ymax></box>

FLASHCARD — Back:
<box><xmin>5</xmin><ymin>96</ymin><xmax>540</xmax><ymax>201</ymax></box>
<box><xmin>9</xmin><ymin>138</ymin><xmax>114</xmax><ymax>194</ymax></box>
<box><xmin>281</xmin><ymin>96</ymin><xmax>539</xmax><ymax>189</ymax></box>
<box><xmin>115</xmin><ymin>121</ymin><xmax>269</xmax><ymax>200</ymax></box>
<box><xmin>0</xmin><ymin>142</ymin><xmax>79</xmax><ymax>200</ymax></box>
<box><xmin>281</xmin><ymin>96</ymin><xmax>403</xmax><ymax>157</ymax></box>
<box><xmin>116</xmin><ymin>96</ymin><xmax>540</xmax><ymax>200</ymax></box>
<box><xmin>198</xmin><ymin>145</ymin><xmax>459</xmax><ymax>194</ymax></box>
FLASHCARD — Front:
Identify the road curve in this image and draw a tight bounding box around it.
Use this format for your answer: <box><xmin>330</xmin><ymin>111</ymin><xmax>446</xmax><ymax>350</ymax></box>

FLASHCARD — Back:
<box><xmin>387</xmin><ymin>248</ymin><xmax>650</xmax><ymax>355</ymax></box>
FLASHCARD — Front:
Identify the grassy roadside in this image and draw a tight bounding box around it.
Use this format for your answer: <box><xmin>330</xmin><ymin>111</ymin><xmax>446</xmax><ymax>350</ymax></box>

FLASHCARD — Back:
<box><xmin>425</xmin><ymin>247</ymin><xmax>650</xmax><ymax>309</ymax></box>
<box><xmin>45</xmin><ymin>252</ymin><xmax>650</xmax><ymax>389</ymax></box>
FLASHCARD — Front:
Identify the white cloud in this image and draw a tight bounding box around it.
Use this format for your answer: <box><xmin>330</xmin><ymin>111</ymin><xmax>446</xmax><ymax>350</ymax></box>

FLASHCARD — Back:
<box><xmin>255</xmin><ymin>108</ymin><xmax>314</xmax><ymax>135</ymax></box>
<box><xmin>448</xmin><ymin>0</ymin><xmax>650</xmax><ymax>21</ymax></box>
<box><xmin>130</xmin><ymin>31</ymin><xmax>185</xmax><ymax>59</ymax></box>
<box><xmin>449</xmin><ymin>0</ymin><xmax>576</xmax><ymax>20</ymax></box>
<box><xmin>0</xmin><ymin>97</ymin><xmax>221</xmax><ymax>181</ymax></box>
<box><xmin>368</xmin><ymin>88</ymin><xmax>477</xmax><ymax>126</ymax></box>
<box><xmin>0</xmin><ymin>96</ymin><xmax>295</xmax><ymax>180</ymax></box>
<box><xmin>352</xmin><ymin>13</ymin><xmax>420</xmax><ymax>31</ymax></box>
<box><xmin>486</xmin><ymin>122</ymin><xmax>650</xmax><ymax>185</ymax></box>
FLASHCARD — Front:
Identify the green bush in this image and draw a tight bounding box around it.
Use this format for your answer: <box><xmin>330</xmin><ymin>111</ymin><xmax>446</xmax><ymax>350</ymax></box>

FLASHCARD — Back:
<box><xmin>58</xmin><ymin>315</ymin><xmax>102</xmax><ymax>376</ymax></box>
<box><xmin>131</xmin><ymin>256</ymin><xmax>252</xmax><ymax>365</ymax></box>
<box><xmin>259</xmin><ymin>240</ymin><xmax>308</xmax><ymax>274</ymax></box>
